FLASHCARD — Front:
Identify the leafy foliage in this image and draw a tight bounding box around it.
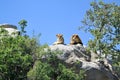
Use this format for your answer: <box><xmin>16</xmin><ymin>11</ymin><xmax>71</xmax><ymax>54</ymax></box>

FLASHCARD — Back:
<box><xmin>81</xmin><ymin>1</ymin><xmax>120</xmax><ymax>76</ymax></box>
<box><xmin>0</xmin><ymin>23</ymin><xmax>39</xmax><ymax>80</ymax></box>
<box><xmin>27</xmin><ymin>50</ymin><xmax>85</xmax><ymax>80</ymax></box>
<box><xmin>0</xmin><ymin>20</ymin><xmax>85</xmax><ymax>80</ymax></box>
<box><xmin>18</xmin><ymin>19</ymin><xmax>27</xmax><ymax>35</ymax></box>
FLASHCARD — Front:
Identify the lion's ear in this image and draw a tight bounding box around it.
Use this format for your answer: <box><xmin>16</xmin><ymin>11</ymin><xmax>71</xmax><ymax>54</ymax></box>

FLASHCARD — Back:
<box><xmin>56</xmin><ymin>34</ymin><xmax>58</xmax><ymax>36</ymax></box>
<box><xmin>72</xmin><ymin>34</ymin><xmax>75</xmax><ymax>37</ymax></box>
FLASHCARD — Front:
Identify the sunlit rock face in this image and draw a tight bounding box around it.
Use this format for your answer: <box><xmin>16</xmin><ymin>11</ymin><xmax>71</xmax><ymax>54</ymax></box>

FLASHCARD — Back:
<box><xmin>49</xmin><ymin>44</ymin><xmax>119</xmax><ymax>80</ymax></box>
<box><xmin>0</xmin><ymin>24</ymin><xmax>20</xmax><ymax>37</ymax></box>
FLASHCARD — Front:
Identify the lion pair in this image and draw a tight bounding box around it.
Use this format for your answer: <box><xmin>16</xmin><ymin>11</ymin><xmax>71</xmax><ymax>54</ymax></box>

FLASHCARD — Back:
<box><xmin>53</xmin><ymin>34</ymin><xmax>83</xmax><ymax>45</ymax></box>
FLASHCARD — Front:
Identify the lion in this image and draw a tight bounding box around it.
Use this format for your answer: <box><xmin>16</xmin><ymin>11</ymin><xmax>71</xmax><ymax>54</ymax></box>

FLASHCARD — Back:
<box><xmin>70</xmin><ymin>34</ymin><xmax>83</xmax><ymax>45</ymax></box>
<box><xmin>53</xmin><ymin>34</ymin><xmax>64</xmax><ymax>45</ymax></box>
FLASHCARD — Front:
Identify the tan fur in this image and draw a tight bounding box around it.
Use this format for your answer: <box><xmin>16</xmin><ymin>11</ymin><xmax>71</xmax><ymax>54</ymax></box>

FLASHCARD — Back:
<box><xmin>53</xmin><ymin>34</ymin><xmax>64</xmax><ymax>45</ymax></box>
<box><xmin>70</xmin><ymin>34</ymin><xmax>83</xmax><ymax>45</ymax></box>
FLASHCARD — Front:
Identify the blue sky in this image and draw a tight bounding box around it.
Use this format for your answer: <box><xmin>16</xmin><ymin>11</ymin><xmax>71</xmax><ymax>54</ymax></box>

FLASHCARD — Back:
<box><xmin>0</xmin><ymin>0</ymin><xmax>120</xmax><ymax>45</ymax></box>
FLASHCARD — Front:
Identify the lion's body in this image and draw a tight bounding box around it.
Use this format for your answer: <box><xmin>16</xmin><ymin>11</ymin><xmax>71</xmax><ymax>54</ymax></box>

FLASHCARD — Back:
<box><xmin>53</xmin><ymin>34</ymin><xmax>64</xmax><ymax>45</ymax></box>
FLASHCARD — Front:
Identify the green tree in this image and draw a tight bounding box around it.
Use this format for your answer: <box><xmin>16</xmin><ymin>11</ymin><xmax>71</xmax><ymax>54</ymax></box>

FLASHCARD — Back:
<box><xmin>81</xmin><ymin>1</ymin><xmax>120</xmax><ymax>76</ymax></box>
<box><xmin>18</xmin><ymin>19</ymin><xmax>27</xmax><ymax>35</ymax></box>
<box><xmin>0</xmin><ymin>23</ymin><xmax>39</xmax><ymax>80</ymax></box>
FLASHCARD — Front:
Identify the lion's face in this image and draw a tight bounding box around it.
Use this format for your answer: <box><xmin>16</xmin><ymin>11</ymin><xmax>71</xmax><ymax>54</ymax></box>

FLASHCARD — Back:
<box><xmin>70</xmin><ymin>34</ymin><xmax>83</xmax><ymax>45</ymax></box>
<box><xmin>72</xmin><ymin>34</ymin><xmax>79</xmax><ymax>40</ymax></box>
<box><xmin>56</xmin><ymin>34</ymin><xmax>63</xmax><ymax>39</ymax></box>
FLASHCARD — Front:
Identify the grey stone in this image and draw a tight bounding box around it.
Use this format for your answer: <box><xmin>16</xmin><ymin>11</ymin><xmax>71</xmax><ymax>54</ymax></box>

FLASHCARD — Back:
<box><xmin>48</xmin><ymin>44</ymin><xmax>119</xmax><ymax>80</ymax></box>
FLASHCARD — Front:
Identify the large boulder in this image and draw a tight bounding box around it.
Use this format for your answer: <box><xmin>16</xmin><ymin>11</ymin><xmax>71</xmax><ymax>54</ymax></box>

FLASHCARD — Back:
<box><xmin>49</xmin><ymin>44</ymin><xmax>119</xmax><ymax>80</ymax></box>
<box><xmin>0</xmin><ymin>24</ymin><xmax>20</xmax><ymax>37</ymax></box>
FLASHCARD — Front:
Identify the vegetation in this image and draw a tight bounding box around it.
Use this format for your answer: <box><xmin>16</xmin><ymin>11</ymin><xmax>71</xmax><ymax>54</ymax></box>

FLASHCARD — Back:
<box><xmin>0</xmin><ymin>20</ymin><xmax>85</xmax><ymax>80</ymax></box>
<box><xmin>0</xmin><ymin>20</ymin><xmax>40</xmax><ymax>80</ymax></box>
<box><xmin>18</xmin><ymin>19</ymin><xmax>27</xmax><ymax>35</ymax></box>
<box><xmin>27</xmin><ymin>50</ymin><xmax>85</xmax><ymax>80</ymax></box>
<box><xmin>81</xmin><ymin>1</ymin><xmax>120</xmax><ymax>76</ymax></box>
<box><xmin>1</xmin><ymin>1</ymin><xmax>119</xmax><ymax>79</ymax></box>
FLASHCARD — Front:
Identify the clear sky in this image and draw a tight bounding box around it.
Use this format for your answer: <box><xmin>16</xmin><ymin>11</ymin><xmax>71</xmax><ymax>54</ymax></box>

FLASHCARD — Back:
<box><xmin>0</xmin><ymin>0</ymin><xmax>120</xmax><ymax>45</ymax></box>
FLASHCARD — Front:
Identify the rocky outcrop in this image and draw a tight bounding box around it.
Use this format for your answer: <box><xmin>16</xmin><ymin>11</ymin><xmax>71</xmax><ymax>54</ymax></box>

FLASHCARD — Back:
<box><xmin>49</xmin><ymin>44</ymin><xmax>119</xmax><ymax>80</ymax></box>
<box><xmin>0</xmin><ymin>24</ymin><xmax>20</xmax><ymax>37</ymax></box>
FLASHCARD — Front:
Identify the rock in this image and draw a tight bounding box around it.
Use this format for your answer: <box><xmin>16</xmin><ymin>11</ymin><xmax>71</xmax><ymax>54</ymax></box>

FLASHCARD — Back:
<box><xmin>48</xmin><ymin>44</ymin><xmax>119</xmax><ymax>80</ymax></box>
<box><xmin>0</xmin><ymin>24</ymin><xmax>20</xmax><ymax>37</ymax></box>
<box><xmin>50</xmin><ymin>44</ymin><xmax>91</xmax><ymax>62</ymax></box>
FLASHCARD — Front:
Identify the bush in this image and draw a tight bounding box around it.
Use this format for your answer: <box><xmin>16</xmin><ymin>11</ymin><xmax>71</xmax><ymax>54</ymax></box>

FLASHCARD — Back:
<box><xmin>0</xmin><ymin>34</ymin><xmax>39</xmax><ymax>80</ymax></box>
<box><xmin>27</xmin><ymin>50</ymin><xmax>85</xmax><ymax>80</ymax></box>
